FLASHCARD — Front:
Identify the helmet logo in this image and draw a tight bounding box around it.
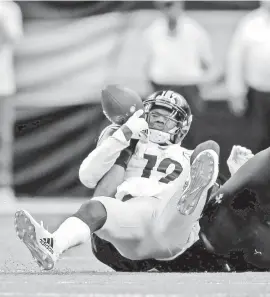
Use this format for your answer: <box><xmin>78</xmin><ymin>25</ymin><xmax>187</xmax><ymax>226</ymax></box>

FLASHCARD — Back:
<box><xmin>156</xmin><ymin>90</ymin><xmax>184</xmax><ymax>106</ymax></box>
<box><xmin>129</xmin><ymin>105</ymin><xmax>136</xmax><ymax>114</ymax></box>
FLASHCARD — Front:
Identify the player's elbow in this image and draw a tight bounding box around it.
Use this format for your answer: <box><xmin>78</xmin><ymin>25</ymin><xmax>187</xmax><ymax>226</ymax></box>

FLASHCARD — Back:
<box><xmin>78</xmin><ymin>166</ymin><xmax>97</xmax><ymax>189</ymax></box>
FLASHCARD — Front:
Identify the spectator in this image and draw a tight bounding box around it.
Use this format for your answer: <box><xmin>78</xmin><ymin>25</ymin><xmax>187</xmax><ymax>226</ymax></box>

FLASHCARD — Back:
<box><xmin>142</xmin><ymin>0</ymin><xmax>216</xmax><ymax>149</ymax></box>
<box><xmin>227</xmin><ymin>0</ymin><xmax>270</xmax><ymax>152</ymax></box>
<box><xmin>0</xmin><ymin>1</ymin><xmax>23</xmax><ymax>210</ymax></box>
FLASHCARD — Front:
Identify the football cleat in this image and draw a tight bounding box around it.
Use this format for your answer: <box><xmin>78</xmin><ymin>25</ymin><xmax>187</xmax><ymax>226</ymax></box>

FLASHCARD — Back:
<box><xmin>177</xmin><ymin>149</ymin><xmax>219</xmax><ymax>215</ymax></box>
<box><xmin>14</xmin><ymin>210</ymin><xmax>58</xmax><ymax>270</ymax></box>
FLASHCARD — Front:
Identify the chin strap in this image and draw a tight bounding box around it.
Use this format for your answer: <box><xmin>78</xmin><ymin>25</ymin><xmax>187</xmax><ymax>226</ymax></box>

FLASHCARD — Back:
<box><xmin>149</xmin><ymin>129</ymin><xmax>172</xmax><ymax>145</ymax></box>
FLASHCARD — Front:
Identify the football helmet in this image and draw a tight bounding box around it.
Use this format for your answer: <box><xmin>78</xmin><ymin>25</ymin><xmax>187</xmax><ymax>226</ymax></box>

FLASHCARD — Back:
<box><xmin>143</xmin><ymin>90</ymin><xmax>192</xmax><ymax>144</ymax></box>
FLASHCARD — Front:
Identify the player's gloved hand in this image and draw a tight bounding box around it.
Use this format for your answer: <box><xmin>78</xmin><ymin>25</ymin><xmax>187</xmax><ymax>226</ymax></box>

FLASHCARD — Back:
<box><xmin>227</xmin><ymin>145</ymin><xmax>254</xmax><ymax>176</ymax></box>
<box><xmin>121</xmin><ymin>109</ymin><xmax>149</xmax><ymax>142</ymax></box>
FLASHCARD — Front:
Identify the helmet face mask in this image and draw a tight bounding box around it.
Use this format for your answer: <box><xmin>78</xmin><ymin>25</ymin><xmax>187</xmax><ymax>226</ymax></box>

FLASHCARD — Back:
<box><xmin>148</xmin><ymin>108</ymin><xmax>178</xmax><ymax>132</ymax></box>
<box><xmin>144</xmin><ymin>90</ymin><xmax>192</xmax><ymax>145</ymax></box>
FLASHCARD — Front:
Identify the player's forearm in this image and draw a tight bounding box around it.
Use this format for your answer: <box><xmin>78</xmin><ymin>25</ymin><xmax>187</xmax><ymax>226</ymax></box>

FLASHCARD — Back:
<box><xmin>93</xmin><ymin>138</ymin><xmax>138</xmax><ymax>197</ymax></box>
<box><xmin>79</xmin><ymin>129</ymin><xmax>130</xmax><ymax>189</ymax></box>
<box><xmin>93</xmin><ymin>164</ymin><xmax>125</xmax><ymax>197</ymax></box>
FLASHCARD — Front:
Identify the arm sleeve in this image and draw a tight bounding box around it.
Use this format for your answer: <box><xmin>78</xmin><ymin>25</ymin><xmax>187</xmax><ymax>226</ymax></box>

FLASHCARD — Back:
<box><xmin>115</xmin><ymin>139</ymin><xmax>138</xmax><ymax>170</ymax></box>
<box><xmin>79</xmin><ymin>128</ymin><xmax>130</xmax><ymax>189</ymax></box>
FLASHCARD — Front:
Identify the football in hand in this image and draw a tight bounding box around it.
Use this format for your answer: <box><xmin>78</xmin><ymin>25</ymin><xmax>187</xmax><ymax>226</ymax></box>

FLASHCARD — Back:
<box><xmin>101</xmin><ymin>84</ymin><xmax>144</xmax><ymax>125</ymax></box>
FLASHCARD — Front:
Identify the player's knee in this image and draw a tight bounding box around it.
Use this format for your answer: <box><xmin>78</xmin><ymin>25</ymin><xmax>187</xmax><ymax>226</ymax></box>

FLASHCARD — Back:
<box><xmin>73</xmin><ymin>199</ymin><xmax>107</xmax><ymax>232</ymax></box>
<box><xmin>153</xmin><ymin>223</ymin><xmax>166</xmax><ymax>240</ymax></box>
<box><xmin>153</xmin><ymin>221</ymin><xmax>176</xmax><ymax>246</ymax></box>
<box><xmin>191</xmin><ymin>140</ymin><xmax>220</xmax><ymax>164</ymax></box>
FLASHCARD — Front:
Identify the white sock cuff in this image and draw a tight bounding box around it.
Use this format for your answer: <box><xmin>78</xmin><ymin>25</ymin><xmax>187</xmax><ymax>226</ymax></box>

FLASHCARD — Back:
<box><xmin>53</xmin><ymin>216</ymin><xmax>91</xmax><ymax>254</ymax></box>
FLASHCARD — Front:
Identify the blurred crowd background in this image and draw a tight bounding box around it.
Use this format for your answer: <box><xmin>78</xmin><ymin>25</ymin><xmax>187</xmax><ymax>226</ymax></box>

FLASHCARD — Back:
<box><xmin>1</xmin><ymin>0</ymin><xmax>269</xmax><ymax>201</ymax></box>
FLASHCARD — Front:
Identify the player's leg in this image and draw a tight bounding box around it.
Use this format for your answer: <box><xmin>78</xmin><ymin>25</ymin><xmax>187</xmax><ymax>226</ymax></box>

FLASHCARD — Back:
<box><xmin>91</xmin><ymin>233</ymin><xmax>156</xmax><ymax>272</ymax></box>
<box><xmin>14</xmin><ymin>143</ymin><xmax>137</xmax><ymax>270</ymax></box>
<box><xmin>91</xmin><ymin>196</ymin><xmax>159</xmax><ymax>260</ymax></box>
<box><xmin>14</xmin><ymin>199</ymin><xmax>104</xmax><ymax>270</ymax></box>
<box><xmin>15</xmin><ymin>195</ymin><xmax>157</xmax><ymax>269</ymax></box>
<box><xmin>200</xmin><ymin>147</ymin><xmax>270</xmax><ymax>269</ymax></box>
<box><xmin>14</xmin><ymin>210</ymin><xmax>59</xmax><ymax>270</ymax></box>
<box><xmin>153</xmin><ymin>140</ymin><xmax>220</xmax><ymax>259</ymax></box>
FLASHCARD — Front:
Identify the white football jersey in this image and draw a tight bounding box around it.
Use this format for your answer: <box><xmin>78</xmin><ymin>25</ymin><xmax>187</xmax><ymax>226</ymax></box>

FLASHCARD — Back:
<box><xmin>116</xmin><ymin>140</ymin><xmax>193</xmax><ymax>201</ymax></box>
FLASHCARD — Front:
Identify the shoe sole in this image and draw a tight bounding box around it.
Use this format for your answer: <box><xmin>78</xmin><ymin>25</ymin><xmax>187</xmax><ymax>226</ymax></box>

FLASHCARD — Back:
<box><xmin>177</xmin><ymin>150</ymin><xmax>219</xmax><ymax>215</ymax></box>
<box><xmin>14</xmin><ymin>210</ymin><xmax>54</xmax><ymax>270</ymax></box>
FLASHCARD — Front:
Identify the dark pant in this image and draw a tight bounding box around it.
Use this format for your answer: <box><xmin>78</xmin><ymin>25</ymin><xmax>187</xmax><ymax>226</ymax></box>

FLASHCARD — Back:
<box><xmin>246</xmin><ymin>87</ymin><xmax>270</xmax><ymax>152</ymax></box>
<box><xmin>91</xmin><ymin>233</ymin><xmax>261</xmax><ymax>272</ymax></box>
<box><xmin>201</xmin><ymin>146</ymin><xmax>270</xmax><ymax>269</ymax></box>
<box><xmin>149</xmin><ymin>81</ymin><xmax>204</xmax><ymax>150</ymax></box>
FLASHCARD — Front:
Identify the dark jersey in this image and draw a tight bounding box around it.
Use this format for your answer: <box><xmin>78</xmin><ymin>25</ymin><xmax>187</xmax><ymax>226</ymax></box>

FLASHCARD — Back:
<box><xmin>200</xmin><ymin>147</ymin><xmax>270</xmax><ymax>270</ymax></box>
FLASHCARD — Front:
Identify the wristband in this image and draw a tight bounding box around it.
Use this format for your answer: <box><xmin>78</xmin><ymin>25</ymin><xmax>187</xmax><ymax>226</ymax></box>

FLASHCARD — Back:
<box><xmin>115</xmin><ymin>139</ymin><xmax>138</xmax><ymax>169</ymax></box>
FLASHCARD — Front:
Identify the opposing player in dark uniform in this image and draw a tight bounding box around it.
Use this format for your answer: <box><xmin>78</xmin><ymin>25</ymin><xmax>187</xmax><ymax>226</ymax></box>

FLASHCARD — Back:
<box><xmin>200</xmin><ymin>146</ymin><xmax>270</xmax><ymax>270</ymax></box>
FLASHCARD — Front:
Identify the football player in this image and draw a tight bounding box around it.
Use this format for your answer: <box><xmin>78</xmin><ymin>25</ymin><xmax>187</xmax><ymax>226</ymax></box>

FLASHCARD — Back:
<box><xmin>14</xmin><ymin>90</ymin><xmax>223</xmax><ymax>270</ymax></box>
<box><xmin>90</xmin><ymin>145</ymin><xmax>256</xmax><ymax>272</ymax></box>
<box><xmin>200</xmin><ymin>146</ymin><xmax>270</xmax><ymax>270</ymax></box>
